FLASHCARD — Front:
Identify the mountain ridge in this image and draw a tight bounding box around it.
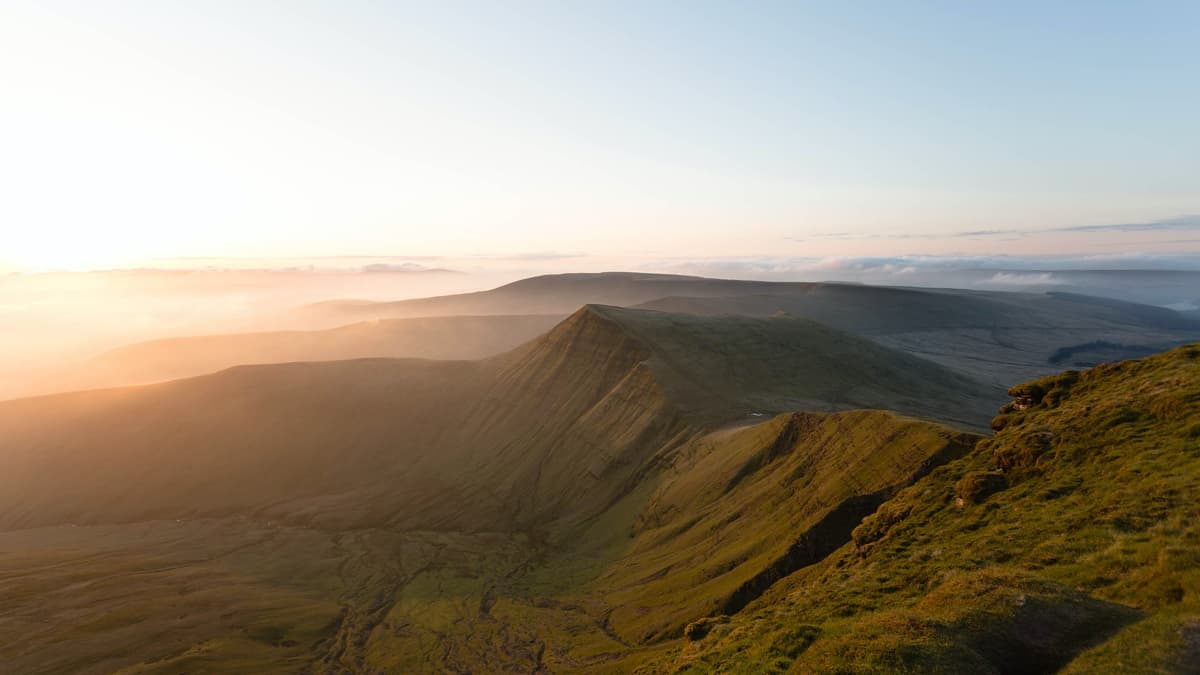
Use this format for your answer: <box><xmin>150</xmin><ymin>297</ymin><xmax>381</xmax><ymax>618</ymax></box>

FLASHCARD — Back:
<box><xmin>0</xmin><ymin>305</ymin><xmax>993</xmax><ymax>534</ymax></box>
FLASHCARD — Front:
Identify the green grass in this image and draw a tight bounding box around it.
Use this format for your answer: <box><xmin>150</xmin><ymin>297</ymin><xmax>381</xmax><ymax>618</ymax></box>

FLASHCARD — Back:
<box><xmin>659</xmin><ymin>343</ymin><xmax>1200</xmax><ymax>672</ymax></box>
<box><xmin>1</xmin><ymin>312</ymin><xmax>1195</xmax><ymax>672</ymax></box>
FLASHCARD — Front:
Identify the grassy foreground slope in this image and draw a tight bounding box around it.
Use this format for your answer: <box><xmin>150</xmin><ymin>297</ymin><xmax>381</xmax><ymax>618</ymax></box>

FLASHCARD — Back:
<box><xmin>0</xmin><ymin>409</ymin><xmax>978</xmax><ymax>674</ymax></box>
<box><xmin>657</xmin><ymin>343</ymin><xmax>1200</xmax><ymax>673</ymax></box>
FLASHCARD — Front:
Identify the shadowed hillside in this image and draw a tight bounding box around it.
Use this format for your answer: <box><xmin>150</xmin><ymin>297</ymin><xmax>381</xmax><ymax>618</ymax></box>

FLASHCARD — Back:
<box><xmin>567</xmin><ymin>305</ymin><xmax>996</xmax><ymax>428</ymax></box>
<box><xmin>637</xmin><ymin>285</ymin><xmax>1200</xmax><ymax>386</ymax></box>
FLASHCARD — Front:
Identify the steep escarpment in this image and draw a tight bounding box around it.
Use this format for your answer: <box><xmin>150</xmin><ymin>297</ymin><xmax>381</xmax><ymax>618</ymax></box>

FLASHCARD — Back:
<box><xmin>399</xmin><ymin>306</ymin><xmax>695</xmax><ymax>534</ymax></box>
<box><xmin>658</xmin><ymin>343</ymin><xmax>1200</xmax><ymax>673</ymax></box>
<box><xmin>580</xmin><ymin>410</ymin><xmax>979</xmax><ymax>645</ymax></box>
<box><xmin>323</xmin><ymin>408</ymin><xmax>988</xmax><ymax>672</ymax></box>
<box><xmin>420</xmin><ymin>305</ymin><xmax>998</xmax><ymax>533</ymax></box>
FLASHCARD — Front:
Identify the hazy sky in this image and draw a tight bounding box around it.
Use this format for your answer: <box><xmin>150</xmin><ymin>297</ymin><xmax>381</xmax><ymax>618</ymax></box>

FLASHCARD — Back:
<box><xmin>2</xmin><ymin>1</ymin><xmax>1198</xmax><ymax>270</ymax></box>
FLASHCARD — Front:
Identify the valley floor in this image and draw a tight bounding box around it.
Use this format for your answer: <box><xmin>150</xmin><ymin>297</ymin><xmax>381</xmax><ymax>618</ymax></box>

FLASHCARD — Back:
<box><xmin>0</xmin><ymin>520</ymin><xmax>671</xmax><ymax>674</ymax></box>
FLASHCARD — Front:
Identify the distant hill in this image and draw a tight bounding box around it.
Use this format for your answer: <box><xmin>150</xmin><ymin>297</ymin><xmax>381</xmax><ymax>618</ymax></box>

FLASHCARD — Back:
<box><xmin>300</xmin><ymin>271</ymin><xmax>1195</xmax><ymax>330</ymax></box>
<box><xmin>297</xmin><ymin>272</ymin><xmax>1200</xmax><ymax>388</ymax></box>
<box><xmin>299</xmin><ymin>272</ymin><xmax>762</xmax><ymax>319</ymax></box>
<box><xmin>44</xmin><ymin>314</ymin><xmax>564</xmax><ymax>395</ymax></box>
<box><xmin>636</xmin><ymin>285</ymin><xmax>1200</xmax><ymax>386</ymax></box>
<box><xmin>18</xmin><ymin>272</ymin><xmax>1191</xmax><ymax>402</ymax></box>
<box><xmin>981</xmin><ymin>268</ymin><xmax>1200</xmax><ymax>307</ymax></box>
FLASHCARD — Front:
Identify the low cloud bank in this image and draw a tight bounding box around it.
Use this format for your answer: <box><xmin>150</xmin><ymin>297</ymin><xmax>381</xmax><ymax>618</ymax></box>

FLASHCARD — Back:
<box><xmin>978</xmin><ymin>272</ymin><xmax>1066</xmax><ymax>286</ymax></box>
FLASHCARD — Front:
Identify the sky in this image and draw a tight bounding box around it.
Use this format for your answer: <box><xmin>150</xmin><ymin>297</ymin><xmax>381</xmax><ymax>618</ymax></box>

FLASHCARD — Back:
<box><xmin>1</xmin><ymin>0</ymin><xmax>1198</xmax><ymax>271</ymax></box>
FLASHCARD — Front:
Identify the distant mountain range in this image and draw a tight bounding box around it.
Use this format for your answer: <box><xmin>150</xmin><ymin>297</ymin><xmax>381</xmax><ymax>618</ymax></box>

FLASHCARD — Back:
<box><xmin>12</xmin><ymin>272</ymin><xmax>1199</xmax><ymax>399</ymax></box>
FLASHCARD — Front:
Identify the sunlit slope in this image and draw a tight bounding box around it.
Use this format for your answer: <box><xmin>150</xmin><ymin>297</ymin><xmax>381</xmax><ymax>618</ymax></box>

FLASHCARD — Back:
<box><xmin>659</xmin><ymin>343</ymin><xmax>1200</xmax><ymax>673</ymax></box>
<box><xmin>579</xmin><ymin>411</ymin><xmax>979</xmax><ymax>645</ymax></box>
<box><xmin>0</xmin><ymin>407</ymin><xmax>985</xmax><ymax>674</ymax></box>
<box><xmin>339</xmin><ymin>409</ymin><xmax>982</xmax><ymax>673</ymax></box>
<box><xmin>0</xmin><ymin>306</ymin><xmax>992</xmax><ymax>533</ymax></box>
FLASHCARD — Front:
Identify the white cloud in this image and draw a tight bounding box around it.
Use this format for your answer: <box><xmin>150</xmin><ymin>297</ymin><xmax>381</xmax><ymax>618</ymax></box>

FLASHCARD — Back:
<box><xmin>977</xmin><ymin>272</ymin><xmax>1065</xmax><ymax>286</ymax></box>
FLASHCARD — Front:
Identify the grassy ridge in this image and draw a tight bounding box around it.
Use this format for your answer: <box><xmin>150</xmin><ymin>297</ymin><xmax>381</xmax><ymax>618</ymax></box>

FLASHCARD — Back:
<box><xmin>657</xmin><ymin>343</ymin><xmax>1200</xmax><ymax>673</ymax></box>
<box><xmin>582</xmin><ymin>411</ymin><xmax>978</xmax><ymax>645</ymax></box>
